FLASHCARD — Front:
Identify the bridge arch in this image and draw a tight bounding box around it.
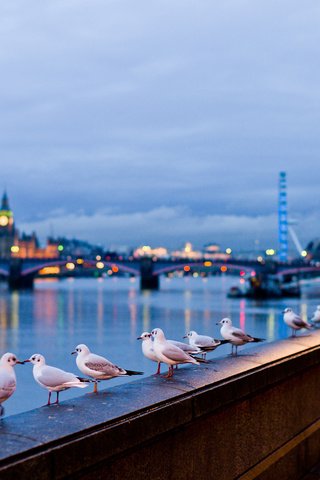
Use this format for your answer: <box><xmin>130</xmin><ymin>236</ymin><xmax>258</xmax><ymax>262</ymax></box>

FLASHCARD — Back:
<box><xmin>21</xmin><ymin>259</ymin><xmax>140</xmax><ymax>277</ymax></box>
<box><xmin>153</xmin><ymin>262</ymin><xmax>256</xmax><ymax>277</ymax></box>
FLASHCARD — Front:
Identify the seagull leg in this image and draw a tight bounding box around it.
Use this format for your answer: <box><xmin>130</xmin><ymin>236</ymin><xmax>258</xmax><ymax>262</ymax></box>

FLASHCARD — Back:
<box><xmin>0</xmin><ymin>404</ymin><xmax>4</xmax><ymax>417</ymax></box>
<box><xmin>54</xmin><ymin>392</ymin><xmax>60</xmax><ymax>404</ymax></box>
<box><xmin>47</xmin><ymin>391</ymin><xmax>52</xmax><ymax>406</ymax></box>
<box><xmin>155</xmin><ymin>362</ymin><xmax>161</xmax><ymax>375</ymax></box>
<box><xmin>93</xmin><ymin>381</ymin><xmax>98</xmax><ymax>394</ymax></box>
<box><xmin>235</xmin><ymin>346</ymin><xmax>238</xmax><ymax>356</ymax></box>
<box><xmin>164</xmin><ymin>365</ymin><xmax>174</xmax><ymax>378</ymax></box>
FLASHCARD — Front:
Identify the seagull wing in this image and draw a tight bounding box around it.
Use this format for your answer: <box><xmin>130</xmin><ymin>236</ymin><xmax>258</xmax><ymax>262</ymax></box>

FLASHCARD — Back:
<box><xmin>292</xmin><ymin>315</ymin><xmax>308</xmax><ymax>327</ymax></box>
<box><xmin>161</xmin><ymin>343</ymin><xmax>192</xmax><ymax>362</ymax></box>
<box><xmin>231</xmin><ymin>329</ymin><xmax>252</xmax><ymax>342</ymax></box>
<box><xmin>38</xmin><ymin>365</ymin><xmax>78</xmax><ymax>387</ymax></box>
<box><xmin>194</xmin><ymin>335</ymin><xmax>218</xmax><ymax>348</ymax></box>
<box><xmin>85</xmin><ymin>353</ymin><xmax>126</xmax><ymax>375</ymax></box>
<box><xmin>168</xmin><ymin>340</ymin><xmax>200</xmax><ymax>354</ymax></box>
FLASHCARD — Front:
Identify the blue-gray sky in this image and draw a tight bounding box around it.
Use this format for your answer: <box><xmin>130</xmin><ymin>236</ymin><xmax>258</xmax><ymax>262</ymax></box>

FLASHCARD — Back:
<box><xmin>1</xmin><ymin>1</ymin><xmax>320</xmax><ymax>252</ymax></box>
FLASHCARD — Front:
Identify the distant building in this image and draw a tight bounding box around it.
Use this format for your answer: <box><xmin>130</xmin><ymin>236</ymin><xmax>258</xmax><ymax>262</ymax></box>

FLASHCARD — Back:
<box><xmin>12</xmin><ymin>232</ymin><xmax>59</xmax><ymax>259</ymax></box>
<box><xmin>0</xmin><ymin>192</ymin><xmax>16</xmax><ymax>259</ymax></box>
<box><xmin>203</xmin><ymin>242</ymin><xmax>229</xmax><ymax>261</ymax></box>
<box><xmin>0</xmin><ymin>191</ymin><xmax>59</xmax><ymax>259</ymax></box>
<box><xmin>133</xmin><ymin>245</ymin><xmax>169</xmax><ymax>259</ymax></box>
<box><xmin>171</xmin><ymin>242</ymin><xmax>203</xmax><ymax>260</ymax></box>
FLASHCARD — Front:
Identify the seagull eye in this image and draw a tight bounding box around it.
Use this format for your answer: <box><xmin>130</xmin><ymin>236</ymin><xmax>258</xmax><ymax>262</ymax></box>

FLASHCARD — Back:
<box><xmin>12</xmin><ymin>357</ymin><xmax>16</xmax><ymax>362</ymax></box>
<box><xmin>7</xmin><ymin>358</ymin><xmax>10</xmax><ymax>362</ymax></box>
<box><xmin>37</xmin><ymin>358</ymin><xmax>40</xmax><ymax>362</ymax></box>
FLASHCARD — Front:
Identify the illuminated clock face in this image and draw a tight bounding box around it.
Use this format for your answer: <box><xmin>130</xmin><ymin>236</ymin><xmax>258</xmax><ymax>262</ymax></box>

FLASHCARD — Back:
<box><xmin>0</xmin><ymin>215</ymin><xmax>9</xmax><ymax>227</ymax></box>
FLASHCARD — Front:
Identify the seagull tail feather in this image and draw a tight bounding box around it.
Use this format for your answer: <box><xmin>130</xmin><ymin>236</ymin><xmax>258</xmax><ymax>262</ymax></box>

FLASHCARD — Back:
<box><xmin>125</xmin><ymin>370</ymin><xmax>144</xmax><ymax>376</ymax></box>
<box><xmin>190</xmin><ymin>356</ymin><xmax>209</xmax><ymax>363</ymax></box>
<box><xmin>76</xmin><ymin>376</ymin><xmax>96</xmax><ymax>383</ymax></box>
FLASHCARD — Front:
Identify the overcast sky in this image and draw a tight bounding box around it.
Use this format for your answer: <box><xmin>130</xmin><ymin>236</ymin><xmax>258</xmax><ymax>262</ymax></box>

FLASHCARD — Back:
<box><xmin>0</xmin><ymin>1</ymin><xmax>319</xmax><ymax>253</ymax></box>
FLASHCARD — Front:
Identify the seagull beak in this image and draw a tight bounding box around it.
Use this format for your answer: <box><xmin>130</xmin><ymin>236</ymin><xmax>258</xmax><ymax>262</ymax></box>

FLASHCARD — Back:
<box><xmin>137</xmin><ymin>336</ymin><xmax>142</xmax><ymax>340</ymax></box>
<box><xmin>22</xmin><ymin>359</ymin><xmax>31</xmax><ymax>363</ymax></box>
<box><xmin>71</xmin><ymin>351</ymin><xmax>77</xmax><ymax>355</ymax></box>
<box><xmin>183</xmin><ymin>334</ymin><xmax>188</xmax><ymax>338</ymax></box>
<box><xmin>16</xmin><ymin>360</ymin><xmax>25</xmax><ymax>365</ymax></box>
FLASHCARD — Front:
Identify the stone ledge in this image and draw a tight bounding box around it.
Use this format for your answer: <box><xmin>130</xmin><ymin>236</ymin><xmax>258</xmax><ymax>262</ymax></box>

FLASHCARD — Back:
<box><xmin>1</xmin><ymin>330</ymin><xmax>320</xmax><ymax>479</ymax></box>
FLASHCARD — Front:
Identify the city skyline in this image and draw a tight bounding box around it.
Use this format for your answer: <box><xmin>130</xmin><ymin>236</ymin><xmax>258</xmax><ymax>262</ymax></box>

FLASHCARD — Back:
<box><xmin>1</xmin><ymin>2</ymin><xmax>320</xmax><ymax>250</ymax></box>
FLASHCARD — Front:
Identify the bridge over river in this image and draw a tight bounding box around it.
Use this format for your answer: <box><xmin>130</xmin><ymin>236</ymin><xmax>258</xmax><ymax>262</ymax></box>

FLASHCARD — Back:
<box><xmin>1</xmin><ymin>256</ymin><xmax>320</xmax><ymax>298</ymax></box>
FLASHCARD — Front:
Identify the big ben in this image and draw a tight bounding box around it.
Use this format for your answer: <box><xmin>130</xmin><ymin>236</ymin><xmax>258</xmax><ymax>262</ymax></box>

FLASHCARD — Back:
<box><xmin>0</xmin><ymin>191</ymin><xmax>15</xmax><ymax>258</ymax></box>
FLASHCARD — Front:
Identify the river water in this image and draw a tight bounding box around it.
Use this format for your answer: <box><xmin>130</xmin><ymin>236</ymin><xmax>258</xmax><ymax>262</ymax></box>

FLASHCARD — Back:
<box><xmin>0</xmin><ymin>275</ymin><xmax>319</xmax><ymax>417</ymax></box>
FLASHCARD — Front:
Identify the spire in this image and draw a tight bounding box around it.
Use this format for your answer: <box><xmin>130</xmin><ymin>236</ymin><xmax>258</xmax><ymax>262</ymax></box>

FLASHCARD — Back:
<box><xmin>1</xmin><ymin>191</ymin><xmax>10</xmax><ymax>211</ymax></box>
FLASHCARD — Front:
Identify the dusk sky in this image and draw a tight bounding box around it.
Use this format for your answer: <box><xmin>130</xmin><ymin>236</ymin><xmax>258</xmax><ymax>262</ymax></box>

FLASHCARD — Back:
<box><xmin>1</xmin><ymin>1</ymin><xmax>319</xmax><ymax>253</ymax></box>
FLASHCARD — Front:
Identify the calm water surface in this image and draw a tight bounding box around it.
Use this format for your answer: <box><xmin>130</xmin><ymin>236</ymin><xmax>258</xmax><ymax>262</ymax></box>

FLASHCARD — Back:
<box><xmin>0</xmin><ymin>275</ymin><xmax>319</xmax><ymax>417</ymax></box>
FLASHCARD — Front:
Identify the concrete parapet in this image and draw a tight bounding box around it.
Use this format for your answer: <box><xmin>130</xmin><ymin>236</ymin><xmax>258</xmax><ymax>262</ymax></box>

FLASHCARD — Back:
<box><xmin>1</xmin><ymin>332</ymin><xmax>320</xmax><ymax>479</ymax></box>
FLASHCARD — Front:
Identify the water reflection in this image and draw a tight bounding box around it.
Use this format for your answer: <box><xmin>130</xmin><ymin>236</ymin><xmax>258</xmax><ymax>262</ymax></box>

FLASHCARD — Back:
<box><xmin>0</xmin><ymin>276</ymin><xmax>319</xmax><ymax>417</ymax></box>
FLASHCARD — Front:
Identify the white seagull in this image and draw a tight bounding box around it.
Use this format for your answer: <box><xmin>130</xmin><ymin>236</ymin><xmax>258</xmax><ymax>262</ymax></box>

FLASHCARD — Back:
<box><xmin>283</xmin><ymin>307</ymin><xmax>313</xmax><ymax>337</ymax></box>
<box><xmin>310</xmin><ymin>305</ymin><xmax>320</xmax><ymax>326</ymax></box>
<box><xmin>217</xmin><ymin>318</ymin><xmax>264</xmax><ymax>356</ymax></box>
<box><xmin>183</xmin><ymin>330</ymin><xmax>228</xmax><ymax>358</ymax></box>
<box><xmin>151</xmin><ymin>328</ymin><xmax>204</xmax><ymax>378</ymax></box>
<box><xmin>137</xmin><ymin>332</ymin><xmax>162</xmax><ymax>374</ymax></box>
<box><xmin>0</xmin><ymin>353</ymin><xmax>24</xmax><ymax>416</ymax></box>
<box><xmin>72</xmin><ymin>344</ymin><xmax>143</xmax><ymax>393</ymax></box>
<box><xmin>24</xmin><ymin>353</ymin><xmax>90</xmax><ymax>405</ymax></box>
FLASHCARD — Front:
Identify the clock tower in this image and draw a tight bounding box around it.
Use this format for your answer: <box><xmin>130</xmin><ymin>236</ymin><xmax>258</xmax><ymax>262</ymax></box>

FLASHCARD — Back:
<box><xmin>0</xmin><ymin>191</ymin><xmax>15</xmax><ymax>258</ymax></box>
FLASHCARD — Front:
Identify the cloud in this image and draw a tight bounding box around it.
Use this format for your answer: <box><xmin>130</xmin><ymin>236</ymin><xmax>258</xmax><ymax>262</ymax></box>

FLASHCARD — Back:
<box><xmin>17</xmin><ymin>205</ymin><xmax>313</xmax><ymax>254</ymax></box>
<box><xmin>0</xmin><ymin>0</ymin><xmax>319</xmax><ymax>250</ymax></box>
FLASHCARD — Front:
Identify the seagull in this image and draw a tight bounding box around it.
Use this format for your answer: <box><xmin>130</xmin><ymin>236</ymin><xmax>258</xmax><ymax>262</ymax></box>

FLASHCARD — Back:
<box><xmin>183</xmin><ymin>330</ymin><xmax>228</xmax><ymax>358</ymax></box>
<box><xmin>283</xmin><ymin>307</ymin><xmax>313</xmax><ymax>337</ymax></box>
<box><xmin>72</xmin><ymin>344</ymin><xmax>143</xmax><ymax>393</ymax></box>
<box><xmin>137</xmin><ymin>331</ymin><xmax>162</xmax><ymax>374</ymax></box>
<box><xmin>217</xmin><ymin>318</ymin><xmax>264</xmax><ymax>356</ymax></box>
<box><xmin>24</xmin><ymin>353</ymin><xmax>90</xmax><ymax>405</ymax></box>
<box><xmin>0</xmin><ymin>353</ymin><xmax>24</xmax><ymax>416</ymax></box>
<box><xmin>310</xmin><ymin>305</ymin><xmax>320</xmax><ymax>326</ymax></box>
<box><xmin>151</xmin><ymin>328</ymin><xmax>205</xmax><ymax>378</ymax></box>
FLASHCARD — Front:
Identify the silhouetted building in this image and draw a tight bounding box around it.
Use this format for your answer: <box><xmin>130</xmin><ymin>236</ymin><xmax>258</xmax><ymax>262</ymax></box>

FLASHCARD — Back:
<box><xmin>305</xmin><ymin>238</ymin><xmax>320</xmax><ymax>262</ymax></box>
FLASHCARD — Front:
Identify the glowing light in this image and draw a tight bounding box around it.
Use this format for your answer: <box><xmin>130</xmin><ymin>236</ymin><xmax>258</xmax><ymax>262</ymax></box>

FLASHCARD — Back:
<box><xmin>96</xmin><ymin>255</ymin><xmax>101</xmax><ymax>261</ymax></box>
<box><xmin>58</xmin><ymin>245</ymin><xmax>64</xmax><ymax>251</ymax></box>
<box><xmin>10</xmin><ymin>245</ymin><xmax>20</xmax><ymax>253</ymax></box>
<box><xmin>76</xmin><ymin>258</ymin><xmax>84</xmax><ymax>264</ymax></box>
<box><xmin>66</xmin><ymin>262</ymin><xmax>75</xmax><ymax>270</ymax></box>
<box><xmin>301</xmin><ymin>250</ymin><xmax>308</xmax><ymax>257</ymax></box>
<box><xmin>240</xmin><ymin>278</ymin><xmax>245</xmax><ymax>284</ymax></box>
<box><xmin>266</xmin><ymin>249</ymin><xmax>275</xmax><ymax>256</ymax></box>
<box><xmin>107</xmin><ymin>269</ymin><xmax>113</xmax><ymax>275</ymax></box>
<box><xmin>142</xmin><ymin>245</ymin><xmax>151</xmax><ymax>252</ymax></box>
<box><xmin>226</xmin><ymin>248</ymin><xmax>232</xmax><ymax>254</ymax></box>
<box><xmin>240</xmin><ymin>270</ymin><xmax>245</xmax><ymax>277</ymax></box>
<box><xmin>184</xmin><ymin>265</ymin><xmax>191</xmax><ymax>272</ymax></box>
<box><xmin>0</xmin><ymin>215</ymin><xmax>9</xmax><ymax>226</ymax></box>
<box><xmin>96</xmin><ymin>261</ymin><xmax>104</xmax><ymax>269</ymax></box>
<box><xmin>39</xmin><ymin>266</ymin><xmax>60</xmax><ymax>275</ymax></box>
<box><xmin>193</xmin><ymin>272</ymin><xmax>199</xmax><ymax>278</ymax></box>
<box><xmin>204</xmin><ymin>261</ymin><xmax>212</xmax><ymax>267</ymax></box>
<box><xmin>221</xmin><ymin>265</ymin><xmax>227</xmax><ymax>272</ymax></box>
<box><xmin>251</xmin><ymin>271</ymin><xmax>256</xmax><ymax>277</ymax></box>
<box><xmin>257</xmin><ymin>256</ymin><xmax>264</xmax><ymax>262</ymax></box>
<box><xmin>112</xmin><ymin>265</ymin><xmax>119</xmax><ymax>273</ymax></box>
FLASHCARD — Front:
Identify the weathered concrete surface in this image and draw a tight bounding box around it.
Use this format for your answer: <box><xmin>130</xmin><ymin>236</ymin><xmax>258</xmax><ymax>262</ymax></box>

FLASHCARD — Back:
<box><xmin>1</xmin><ymin>332</ymin><xmax>320</xmax><ymax>479</ymax></box>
